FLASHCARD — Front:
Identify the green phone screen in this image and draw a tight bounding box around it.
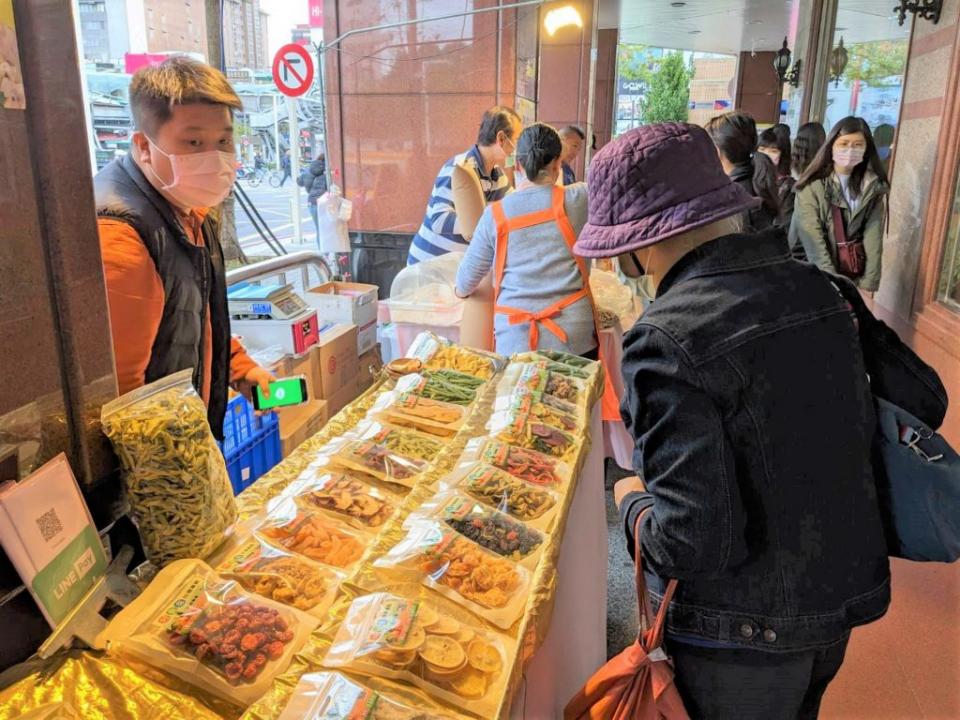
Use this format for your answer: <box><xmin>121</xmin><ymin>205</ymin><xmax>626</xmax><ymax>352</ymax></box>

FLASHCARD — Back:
<box><xmin>254</xmin><ymin>376</ymin><xmax>308</xmax><ymax>410</ymax></box>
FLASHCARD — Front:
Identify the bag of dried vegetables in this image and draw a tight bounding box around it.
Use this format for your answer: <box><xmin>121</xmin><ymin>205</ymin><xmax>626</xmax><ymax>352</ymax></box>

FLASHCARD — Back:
<box><xmin>487</xmin><ymin>401</ymin><xmax>579</xmax><ymax>463</ymax></box>
<box><xmin>412</xmin><ymin>489</ymin><xmax>548</xmax><ymax>564</ymax></box>
<box><xmin>370</xmin><ymin>390</ymin><xmax>468</xmax><ymax>438</ymax></box>
<box><xmin>320</xmin><ymin>435</ymin><xmax>428</xmax><ymax>489</ymax></box>
<box><xmin>101</xmin><ymin>370</ymin><xmax>237</xmax><ymax>567</ymax></box>
<box><xmin>395</xmin><ymin>370</ymin><xmax>483</xmax><ymax>406</ymax></box>
<box><xmin>459</xmin><ymin>437</ymin><xmax>572</xmax><ymax>489</ymax></box>
<box><xmin>347</xmin><ymin>419</ymin><xmax>449</xmax><ymax>463</ymax></box>
<box><xmin>439</xmin><ymin>462</ymin><xmax>560</xmax><ymax>533</ymax></box>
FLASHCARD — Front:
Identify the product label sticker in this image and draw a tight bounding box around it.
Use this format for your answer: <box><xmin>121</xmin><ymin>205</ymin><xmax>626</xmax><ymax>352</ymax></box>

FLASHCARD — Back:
<box><xmin>154</xmin><ymin>575</ymin><xmax>207</xmax><ymax>629</ymax></box>
<box><xmin>367</xmin><ymin>597</ymin><xmax>417</xmax><ymax>647</ymax></box>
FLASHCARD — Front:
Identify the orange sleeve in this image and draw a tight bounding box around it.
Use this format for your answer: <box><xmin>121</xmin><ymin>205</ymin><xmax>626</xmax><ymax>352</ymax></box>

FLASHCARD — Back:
<box><xmin>98</xmin><ymin>219</ymin><xmax>164</xmax><ymax>395</ymax></box>
<box><xmin>229</xmin><ymin>335</ymin><xmax>259</xmax><ymax>384</ymax></box>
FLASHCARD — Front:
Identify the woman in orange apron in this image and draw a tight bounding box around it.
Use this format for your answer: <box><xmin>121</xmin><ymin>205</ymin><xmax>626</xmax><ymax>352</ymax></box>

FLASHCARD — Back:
<box><xmin>455</xmin><ymin>123</ymin><xmax>620</xmax><ymax>420</ymax></box>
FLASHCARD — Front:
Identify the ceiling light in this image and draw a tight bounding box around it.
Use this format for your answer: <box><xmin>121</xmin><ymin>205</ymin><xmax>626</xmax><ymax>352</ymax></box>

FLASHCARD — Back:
<box><xmin>544</xmin><ymin>5</ymin><xmax>583</xmax><ymax>35</ymax></box>
<box><xmin>688</xmin><ymin>29</ymin><xmax>701</xmax><ymax>34</ymax></box>
<box><xmin>671</xmin><ymin>2</ymin><xmax>687</xmax><ymax>7</ymax></box>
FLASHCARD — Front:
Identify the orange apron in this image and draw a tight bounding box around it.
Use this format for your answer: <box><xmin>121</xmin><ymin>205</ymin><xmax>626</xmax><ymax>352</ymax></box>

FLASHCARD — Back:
<box><xmin>490</xmin><ymin>184</ymin><xmax>621</xmax><ymax>422</ymax></box>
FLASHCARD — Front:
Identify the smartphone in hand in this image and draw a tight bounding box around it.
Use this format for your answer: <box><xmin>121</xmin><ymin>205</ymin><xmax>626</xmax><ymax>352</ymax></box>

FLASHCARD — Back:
<box><xmin>252</xmin><ymin>376</ymin><xmax>309</xmax><ymax>411</ymax></box>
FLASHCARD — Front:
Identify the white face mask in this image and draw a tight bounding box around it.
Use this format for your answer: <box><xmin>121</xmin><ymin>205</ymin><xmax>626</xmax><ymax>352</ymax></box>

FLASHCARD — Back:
<box><xmin>833</xmin><ymin>147</ymin><xmax>865</xmax><ymax>171</ymax></box>
<box><xmin>145</xmin><ymin>137</ymin><xmax>237</xmax><ymax>209</ymax></box>
<box><xmin>502</xmin><ymin>136</ymin><xmax>517</xmax><ymax>169</ymax></box>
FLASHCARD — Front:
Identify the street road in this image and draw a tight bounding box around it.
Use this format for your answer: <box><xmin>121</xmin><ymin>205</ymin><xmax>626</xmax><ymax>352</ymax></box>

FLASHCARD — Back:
<box><xmin>234</xmin><ymin>177</ymin><xmax>316</xmax><ymax>257</ymax></box>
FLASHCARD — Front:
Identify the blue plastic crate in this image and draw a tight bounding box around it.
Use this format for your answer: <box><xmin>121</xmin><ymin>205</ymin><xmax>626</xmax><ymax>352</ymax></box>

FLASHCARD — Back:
<box><xmin>219</xmin><ymin>395</ymin><xmax>281</xmax><ymax>495</ymax></box>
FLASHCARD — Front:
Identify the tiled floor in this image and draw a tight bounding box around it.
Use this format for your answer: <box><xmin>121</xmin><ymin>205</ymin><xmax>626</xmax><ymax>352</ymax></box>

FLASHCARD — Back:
<box><xmin>603</xmin><ymin>462</ymin><xmax>960</xmax><ymax>719</ymax></box>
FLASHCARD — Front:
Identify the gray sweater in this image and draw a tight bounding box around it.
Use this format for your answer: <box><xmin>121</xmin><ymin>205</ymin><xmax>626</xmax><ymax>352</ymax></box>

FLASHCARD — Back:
<box><xmin>455</xmin><ymin>182</ymin><xmax>597</xmax><ymax>356</ymax></box>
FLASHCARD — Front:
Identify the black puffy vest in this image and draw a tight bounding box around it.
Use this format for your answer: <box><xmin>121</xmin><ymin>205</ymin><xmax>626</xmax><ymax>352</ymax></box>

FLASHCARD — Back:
<box><xmin>94</xmin><ymin>154</ymin><xmax>230</xmax><ymax>440</ymax></box>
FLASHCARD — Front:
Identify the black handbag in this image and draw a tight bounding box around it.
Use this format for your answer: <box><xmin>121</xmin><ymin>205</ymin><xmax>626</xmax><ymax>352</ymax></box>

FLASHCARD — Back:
<box><xmin>873</xmin><ymin>395</ymin><xmax>960</xmax><ymax>563</ymax></box>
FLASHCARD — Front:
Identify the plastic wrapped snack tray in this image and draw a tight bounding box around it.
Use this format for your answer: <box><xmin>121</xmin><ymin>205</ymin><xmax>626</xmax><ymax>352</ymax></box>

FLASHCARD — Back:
<box><xmin>487</xmin><ymin>404</ymin><xmax>579</xmax><ymax>464</ymax></box>
<box><xmin>411</xmin><ymin>490</ymin><xmax>548</xmax><ymax>566</ymax></box>
<box><xmin>100</xmin><ymin>369</ymin><xmax>237</xmax><ymax>567</ymax></box>
<box><xmin>324</xmin><ymin>593</ymin><xmax>514</xmax><ymax>717</ymax></box>
<box><xmin>319</xmin><ymin>435</ymin><xmax>428</xmax><ymax>489</ymax></box>
<box><xmin>406</xmin><ymin>332</ymin><xmax>504</xmax><ymax>380</ymax></box>
<box><xmin>250</xmin><ymin>497</ymin><xmax>370</xmax><ymax>572</ymax></box>
<box><xmin>459</xmin><ymin>437</ymin><xmax>573</xmax><ymax>489</ymax></box>
<box><xmin>277</xmin><ymin>670</ymin><xmax>457</xmax><ymax>720</ymax></box>
<box><xmin>395</xmin><ymin>371</ymin><xmax>482</xmax><ymax>407</ymax></box>
<box><xmin>371</xmin><ymin>390</ymin><xmax>468</xmax><ymax>438</ymax></box>
<box><xmin>96</xmin><ymin>559</ymin><xmax>317</xmax><ymax>707</ymax></box>
<box><xmin>283</xmin><ymin>466</ymin><xmax>401</xmax><ymax>531</ymax></box>
<box><xmin>373</xmin><ymin>518</ymin><xmax>529</xmax><ymax>630</ymax></box>
<box><xmin>348</xmin><ymin>419</ymin><xmax>448</xmax><ymax>464</ymax></box>
<box><xmin>213</xmin><ymin>534</ymin><xmax>344</xmax><ymax>618</ymax></box>
<box><xmin>440</xmin><ymin>462</ymin><xmax>560</xmax><ymax>534</ymax></box>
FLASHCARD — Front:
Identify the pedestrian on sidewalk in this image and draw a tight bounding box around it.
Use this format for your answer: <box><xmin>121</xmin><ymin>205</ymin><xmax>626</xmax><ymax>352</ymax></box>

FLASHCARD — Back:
<box><xmin>279</xmin><ymin>149</ymin><xmax>291</xmax><ymax>186</ymax></box>
<box><xmin>298</xmin><ymin>153</ymin><xmax>327</xmax><ymax>241</ymax></box>
<box><xmin>576</xmin><ymin>122</ymin><xmax>947</xmax><ymax>720</ymax></box>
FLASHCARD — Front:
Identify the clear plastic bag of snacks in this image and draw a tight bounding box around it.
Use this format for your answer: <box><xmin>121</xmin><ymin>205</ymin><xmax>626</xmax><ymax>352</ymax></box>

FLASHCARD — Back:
<box><xmin>348</xmin><ymin>419</ymin><xmax>448</xmax><ymax>464</ymax></box>
<box><xmin>373</xmin><ymin>518</ymin><xmax>529</xmax><ymax>629</ymax></box>
<box><xmin>440</xmin><ymin>462</ymin><xmax>560</xmax><ymax>533</ymax></box>
<box><xmin>213</xmin><ymin>534</ymin><xmax>343</xmax><ymax>617</ymax></box>
<box><xmin>413</xmin><ymin>490</ymin><xmax>547</xmax><ymax>564</ymax></box>
<box><xmin>250</xmin><ymin>497</ymin><xmax>369</xmax><ymax>571</ymax></box>
<box><xmin>324</xmin><ymin>593</ymin><xmax>513</xmax><ymax>716</ymax></box>
<box><xmin>395</xmin><ymin>371</ymin><xmax>481</xmax><ymax>407</ymax></box>
<box><xmin>321</xmin><ymin>435</ymin><xmax>428</xmax><ymax>489</ymax></box>
<box><xmin>97</xmin><ymin>559</ymin><xmax>316</xmax><ymax>707</ymax></box>
<box><xmin>277</xmin><ymin>670</ymin><xmax>457</xmax><ymax>720</ymax></box>
<box><xmin>493</xmin><ymin>392</ymin><xmax>581</xmax><ymax>434</ymax></box>
<box><xmin>406</xmin><ymin>333</ymin><xmax>504</xmax><ymax>380</ymax></box>
<box><xmin>284</xmin><ymin>467</ymin><xmax>400</xmax><ymax>530</ymax></box>
<box><xmin>512</xmin><ymin>351</ymin><xmax>594</xmax><ymax>379</ymax></box>
<box><xmin>487</xmin><ymin>403</ymin><xmax>579</xmax><ymax>463</ymax></box>
<box><xmin>101</xmin><ymin>370</ymin><xmax>237</xmax><ymax>567</ymax></box>
<box><xmin>459</xmin><ymin>437</ymin><xmax>572</xmax><ymax>488</ymax></box>
<box><xmin>512</xmin><ymin>362</ymin><xmax>587</xmax><ymax>405</ymax></box>
<box><xmin>370</xmin><ymin>390</ymin><xmax>468</xmax><ymax>438</ymax></box>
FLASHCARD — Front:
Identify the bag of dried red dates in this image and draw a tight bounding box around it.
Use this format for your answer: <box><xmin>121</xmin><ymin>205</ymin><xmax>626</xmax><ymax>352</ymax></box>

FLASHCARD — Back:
<box><xmin>96</xmin><ymin>559</ymin><xmax>317</xmax><ymax>707</ymax></box>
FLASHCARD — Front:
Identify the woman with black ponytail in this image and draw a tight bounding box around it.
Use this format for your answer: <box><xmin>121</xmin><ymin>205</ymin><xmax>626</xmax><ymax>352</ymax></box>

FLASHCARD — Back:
<box><xmin>455</xmin><ymin>122</ymin><xmax>597</xmax><ymax>358</ymax></box>
<box><xmin>705</xmin><ymin>112</ymin><xmax>781</xmax><ymax>233</ymax></box>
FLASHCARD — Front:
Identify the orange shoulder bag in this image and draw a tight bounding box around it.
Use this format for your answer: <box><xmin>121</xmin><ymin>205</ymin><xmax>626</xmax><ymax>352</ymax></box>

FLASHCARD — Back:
<box><xmin>564</xmin><ymin>511</ymin><xmax>689</xmax><ymax>720</ymax></box>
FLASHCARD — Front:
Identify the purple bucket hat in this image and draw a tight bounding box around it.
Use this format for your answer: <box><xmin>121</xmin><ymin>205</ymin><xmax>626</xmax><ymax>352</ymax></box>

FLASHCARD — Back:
<box><xmin>575</xmin><ymin>122</ymin><xmax>759</xmax><ymax>258</ymax></box>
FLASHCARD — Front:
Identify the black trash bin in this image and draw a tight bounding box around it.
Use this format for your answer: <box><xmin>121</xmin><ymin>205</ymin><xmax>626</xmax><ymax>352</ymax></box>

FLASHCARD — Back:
<box><xmin>350</xmin><ymin>232</ymin><xmax>414</xmax><ymax>299</ymax></box>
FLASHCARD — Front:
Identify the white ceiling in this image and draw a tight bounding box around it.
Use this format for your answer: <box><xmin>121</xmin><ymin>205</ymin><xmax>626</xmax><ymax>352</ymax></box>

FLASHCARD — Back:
<box><xmin>609</xmin><ymin>0</ymin><xmax>911</xmax><ymax>55</ymax></box>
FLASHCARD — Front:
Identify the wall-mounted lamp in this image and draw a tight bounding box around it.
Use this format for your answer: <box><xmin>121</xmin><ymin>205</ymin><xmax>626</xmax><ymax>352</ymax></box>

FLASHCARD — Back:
<box><xmin>774</xmin><ymin>37</ymin><xmax>792</xmax><ymax>82</ymax></box>
<box><xmin>830</xmin><ymin>37</ymin><xmax>849</xmax><ymax>87</ymax></box>
<box><xmin>545</xmin><ymin>6</ymin><xmax>583</xmax><ymax>36</ymax></box>
<box><xmin>893</xmin><ymin>0</ymin><xmax>943</xmax><ymax>27</ymax></box>
<box><xmin>774</xmin><ymin>37</ymin><xmax>802</xmax><ymax>87</ymax></box>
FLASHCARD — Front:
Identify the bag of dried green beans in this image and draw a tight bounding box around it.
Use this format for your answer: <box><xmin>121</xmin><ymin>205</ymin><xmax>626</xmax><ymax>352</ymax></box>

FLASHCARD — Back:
<box><xmin>101</xmin><ymin>370</ymin><xmax>237</xmax><ymax>567</ymax></box>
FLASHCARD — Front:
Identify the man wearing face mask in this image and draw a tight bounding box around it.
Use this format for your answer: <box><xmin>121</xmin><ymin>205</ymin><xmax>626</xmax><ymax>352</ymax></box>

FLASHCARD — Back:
<box><xmin>94</xmin><ymin>57</ymin><xmax>272</xmax><ymax>439</ymax></box>
<box><xmin>407</xmin><ymin>106</ymin><xmax>522</xmax><ymax>265</ymax></box>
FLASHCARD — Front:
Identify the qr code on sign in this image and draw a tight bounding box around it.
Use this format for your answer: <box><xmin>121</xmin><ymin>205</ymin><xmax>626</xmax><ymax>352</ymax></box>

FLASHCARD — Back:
<box><xmin>36</xmin><ymin>508</ymin><xmax>63</xmax><ymax>543</ymax></box>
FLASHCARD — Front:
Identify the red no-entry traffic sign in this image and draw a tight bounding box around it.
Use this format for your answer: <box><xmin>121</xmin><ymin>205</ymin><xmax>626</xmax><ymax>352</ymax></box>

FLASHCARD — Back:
<box><xmin>272</xmin><ymin>43</ymin><xmax>315</xmax><ymax>97</ymax></box>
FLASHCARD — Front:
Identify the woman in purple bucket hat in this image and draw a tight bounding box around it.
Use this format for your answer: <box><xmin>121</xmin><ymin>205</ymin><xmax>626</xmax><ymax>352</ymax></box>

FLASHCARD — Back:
<box><xmin>577</xmin><ymin>123</ymin><xmax>946</xmax><ymax>719</ymax></box>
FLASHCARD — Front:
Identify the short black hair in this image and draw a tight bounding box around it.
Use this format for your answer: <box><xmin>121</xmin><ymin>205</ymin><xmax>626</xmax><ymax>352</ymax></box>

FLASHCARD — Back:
<box><xmin>560</xmin><ymin>125</ymin><xmax>585</xmax><ymax>140</ymax></box>
<box><xmin>477</xmin><ymin>106</ymin><xmax>521</xmax><ymax>146</ymax></box>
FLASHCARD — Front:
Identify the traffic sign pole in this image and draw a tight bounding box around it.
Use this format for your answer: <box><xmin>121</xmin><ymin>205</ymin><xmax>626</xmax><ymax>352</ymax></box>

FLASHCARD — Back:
<box><xmin>288</xmin><ymin>96</ymin><xmax>303</xmax><ymax>244</ymax></box>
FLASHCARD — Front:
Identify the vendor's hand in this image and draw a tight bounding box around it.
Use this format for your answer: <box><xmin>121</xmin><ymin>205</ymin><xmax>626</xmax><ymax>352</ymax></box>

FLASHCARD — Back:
<box><xmin>236</xmin><ymin>366</ymin><xmax>274</xmax><ymax>404</ymax></box>
<box><xmin>614</xmin><ymin>475</ymin><xmax>647</xmax><ymax>509</ymax></box>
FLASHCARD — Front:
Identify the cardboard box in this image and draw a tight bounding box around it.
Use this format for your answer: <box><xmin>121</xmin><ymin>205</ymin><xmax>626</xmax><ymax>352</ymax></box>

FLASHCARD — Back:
<box><xmin>313</xmin><ymin>324</ymin><xmax>359</xmax><ymax>399</ymax></box>
<box><xmin>357</xmin><ymin>346</ymin><xmax>383</xmax><ymax>392</ymax></box>
<box><xmin>357</xmin><ymin>320</ymin><xmax>377</xmax><ymax>355</ymax></box>
<box><xmin>306</xmin><ymin>281</ymin><xmax>379</xmax><ymax>328</ymax></box>
<box><xmin>278</xmin><ymin>399</ymin><xmax>328</xmax><ymax>457</ymax></box>
<box><xmin>325</xmin><ymin>375</ymin><xmax>360</xmax><ymax>418</ymax></box>
<box><xmin>232</xmin><ymin>308</ymin><xmax>320</xmax><ymax>355</ymax></box>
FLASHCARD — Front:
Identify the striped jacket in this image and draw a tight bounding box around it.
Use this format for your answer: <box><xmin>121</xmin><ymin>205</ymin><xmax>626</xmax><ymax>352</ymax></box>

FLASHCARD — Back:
<box><xmin>407</xmin><ymin>145</ymin><xmax>510</xmax><ymax>265</ymax></box>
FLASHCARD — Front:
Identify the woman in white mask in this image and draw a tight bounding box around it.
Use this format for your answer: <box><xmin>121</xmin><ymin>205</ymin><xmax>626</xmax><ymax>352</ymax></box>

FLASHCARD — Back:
<box><xmin>789</xmin><ymin>116</ymin><xmax>890</xmax><ymax>292</ymax></box>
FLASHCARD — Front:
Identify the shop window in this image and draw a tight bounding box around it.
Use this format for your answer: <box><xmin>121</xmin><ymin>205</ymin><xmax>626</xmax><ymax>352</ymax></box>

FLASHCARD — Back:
<box><xmin>823</xmin><ymin>3</ymin><xmax>910</xmax><ymax>168</ymax></box>
<box><xmin>938</xmin><ymin>176</ymin><xmax>960</xmax><ymax>311</ymax></box>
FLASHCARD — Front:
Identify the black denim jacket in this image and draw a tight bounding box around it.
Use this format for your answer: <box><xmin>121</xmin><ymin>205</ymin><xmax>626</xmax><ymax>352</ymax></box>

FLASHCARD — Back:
<box><xmin>620</xmin><ymin>229</ymin><xmax>947</xmax><ymax>653</ymax></box>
